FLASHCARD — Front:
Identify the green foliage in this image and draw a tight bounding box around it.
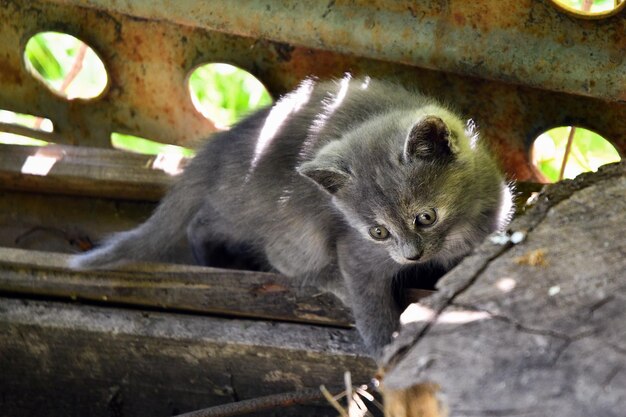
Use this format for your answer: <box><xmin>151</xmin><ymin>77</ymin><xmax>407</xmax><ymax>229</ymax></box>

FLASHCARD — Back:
<box><xmin>111</xmin><ymin>133</ymin><xmax>195</xmax><ymax>158</ymax></box>
<box><xmin>24</xmin><ymin>35</ymin><xmax>64</xmax><ymax>80</ymax></box>
<box><xmin>188</xmin><ymin>63</ymin><xmax>272</xmax><ymax>128</ymax></box>
<box><xmin>24</xmin><ymin>32</ymin><xmax>107</xmax><ymax>99</ymax></box>
<box><xmin>556</xmin><ymin>0</ymin><xmax>620</xmax><ymax>12</ymax></box>
<box><xmin>0</xmin><ymin>132</ymin><xmax>48</xmax><ymax>146</ymax></box>
<box><xmin>533</xmin><ymin>127</ymin><xmax>621</xmax><ymax>182</ymax></box>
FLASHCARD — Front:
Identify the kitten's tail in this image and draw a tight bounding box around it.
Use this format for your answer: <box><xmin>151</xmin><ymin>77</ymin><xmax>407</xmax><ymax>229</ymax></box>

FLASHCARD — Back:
<box><xmin>68</xmin><ymin>178</ymin><xmax>205</xmax><ymax>270</ymax></box>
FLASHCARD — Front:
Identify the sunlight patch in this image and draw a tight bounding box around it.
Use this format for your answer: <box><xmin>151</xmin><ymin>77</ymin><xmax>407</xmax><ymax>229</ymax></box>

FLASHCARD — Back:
<box><xmin>152</xmin><ymin>152</ymin><xmax>186</xmax><ymax>176</ymax></box>
<box><xmin>248</xmin><ymin>78</ymin><xmax>314</xmax><ymax>174</ymax></box>
<box><xmin>401</xmin><ymin>303</ymin><xmax>491</xmax><ymax>325</ymax></box>
<box><xmin>550</xmin><ymin>0</ymin><xmax>625</xmax><ymax>19</ymax></box>
<box><xmin>496</xmin><ymin>277</ymin><xmax>517</xmax><ymax>293</ymax></box>
<box><xmin>310</xmin><ymin>73</ymin><xmax>352</xmax><ymax>137</ymax></box>
<box><xmin>21</xmin><ymin>148</ymin><xmax>63</xmax><ymax>176</ymax></box>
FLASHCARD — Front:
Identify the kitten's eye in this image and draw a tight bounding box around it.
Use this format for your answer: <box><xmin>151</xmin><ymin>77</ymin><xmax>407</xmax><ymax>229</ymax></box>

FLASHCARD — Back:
<box><xmin>415</xmin><ymin>209</ymin><xmax>437</xmax><ymax>227</ymax></box>
<box><xmin>369</xmin><ymin>225</ymin><xmax>390</xmax><ymax>240</ymax></box>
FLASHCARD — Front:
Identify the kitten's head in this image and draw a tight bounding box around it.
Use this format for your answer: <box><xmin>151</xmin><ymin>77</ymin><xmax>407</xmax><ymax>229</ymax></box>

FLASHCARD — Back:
<box><xmin>299</xmin><ymin>109</ymin><xmax>509</xmax><ymax>266</ymax></box>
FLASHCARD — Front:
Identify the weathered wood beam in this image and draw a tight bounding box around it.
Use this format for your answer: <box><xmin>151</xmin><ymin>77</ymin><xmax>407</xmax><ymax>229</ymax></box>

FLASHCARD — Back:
<box><xmin>0</xmin><ymin>297</ymin><xmax>375</xmax><ymax>417</ymax></box>
<box><xmin>0</xmin><ymin>144</ymin><xmax>171</xmax><ymax>200</ymax></box>
<box><xmin>0</xmin><ymin>248</ymin><xmax>354</xmax><ymax>327</ymax></box>
<box><xmin>0</xmin><ymin>185</ymin><xmax>437</xmax><ymax>326</ymax></box>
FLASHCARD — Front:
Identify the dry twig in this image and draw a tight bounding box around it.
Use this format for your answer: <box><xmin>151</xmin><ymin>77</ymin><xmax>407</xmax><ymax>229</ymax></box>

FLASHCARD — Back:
<box><xmin>172</xmin><ymin>386</ymin><xmax>344</xmax><ymax>417</ymax></box>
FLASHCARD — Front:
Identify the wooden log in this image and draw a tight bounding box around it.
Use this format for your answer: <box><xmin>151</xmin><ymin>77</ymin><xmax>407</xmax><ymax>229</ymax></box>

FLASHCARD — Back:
<box><xmin>0</xmin><ymin>297</ymin><xmax>375</xmax><ymax>417</ymax></box>
<box><xmin>380</xmin><ymin>161</ymin><xmax>626</xmax><ymax>417</ymax></box>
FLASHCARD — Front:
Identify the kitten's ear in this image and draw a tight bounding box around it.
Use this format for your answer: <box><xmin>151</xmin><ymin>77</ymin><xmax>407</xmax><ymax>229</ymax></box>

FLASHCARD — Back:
<box><xmin>404</xmin><ymin>116</ymin><xmax>456</xmax><ymax>162</ymax></box>
<box><xmin>298</xmin><ymin>159</ymin><xmax>351</xmax><ymax>194</ymax></box>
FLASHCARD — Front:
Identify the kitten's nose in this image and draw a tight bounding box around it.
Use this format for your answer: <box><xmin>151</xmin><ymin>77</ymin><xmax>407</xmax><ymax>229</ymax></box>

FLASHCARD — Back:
<box><xmin>401</xmin><ymin>243</ymin><xmax>423</xmax><ymax>261</ymax></box>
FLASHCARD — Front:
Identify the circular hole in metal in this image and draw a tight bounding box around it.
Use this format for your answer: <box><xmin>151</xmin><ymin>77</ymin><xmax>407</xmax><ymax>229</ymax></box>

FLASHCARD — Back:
<box><xmin>187</xmin><ymin>63</ymin><xmax>272</xmax><ymax>130</ymax></box>
<box><xmin>550</xmin><ymin>0</ymin><xmax>625</xmax><ymax>19</ymax></box>
<box><xmin>531</xmin><ymin>126</ymin><xmax>620</xmax><ymax>183</ymax></box>
<box><xmin>24</xmin><ymin>32</ymin><xmax>108</xmax><ymax>100</ymax></box>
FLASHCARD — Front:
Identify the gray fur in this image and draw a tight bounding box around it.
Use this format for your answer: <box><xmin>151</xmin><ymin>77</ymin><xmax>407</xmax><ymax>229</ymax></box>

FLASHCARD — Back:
<box><xmin>70</xmin><ymin>75</ymin><xmax>513</xmax><ymax>359</ymax></box>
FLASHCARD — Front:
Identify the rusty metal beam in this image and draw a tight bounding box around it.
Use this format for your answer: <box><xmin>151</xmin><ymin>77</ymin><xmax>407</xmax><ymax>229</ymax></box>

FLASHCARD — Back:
<box><xmin>0</xmin><ymin>1</ymin><xmax>219</xmax><ymax>148</ymax></box>
<box><xmin>45</xmin><ymin>0</ymin><xmax>626</xmax><ymax>103</ymax></box>
<box><xmin>0</xmin><ymin>0</ymin><xmax>624</xmax><ymax>181</ymax></box>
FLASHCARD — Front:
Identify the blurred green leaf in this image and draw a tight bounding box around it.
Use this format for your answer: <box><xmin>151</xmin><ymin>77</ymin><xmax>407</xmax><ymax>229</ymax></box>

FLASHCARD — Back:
<box><xmin>189</xmin><ymin>63</ymin><xmax>272</xmax><ymax>127</ymax></box>
<box><xmin>111</xmin><ymin>133</ymin><xmax>195</xmax><ymax>157</ymax></box>
<box><xmin>24</xmin><ymin>32</ymin><xmax>108</xmax><ymax>99</ymax></box>
<box><xmin>25</xmin><ymin>36</ymin><xmax>64</xmax><ymax>80</ymax></box>
<box><xmin>538</xmin><ymin>160</ymin><xmax>560</xmax><ymax>183</ymax></box>
<box><xmin>534</xmin><ymin>126</ymin><xmax>620</xmax><ymax>182</ymax></box>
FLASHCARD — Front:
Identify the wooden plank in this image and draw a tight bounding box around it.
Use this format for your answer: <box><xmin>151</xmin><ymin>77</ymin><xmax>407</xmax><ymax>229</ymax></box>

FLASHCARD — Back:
<box><xmin>0</xmin><ymin>297</ymin><xmax>375</xmax><ymax>417</ymax></box>
<box><xmin>0</xmin><ymin>247</ymin><xmax>354</xmax><ymax>327</ymax></box>
<box><xmin>381</xmin><ymin>161</ymin><xmax>626</xmax><ymax>417</ymax></box>
<box><xmin>0</xmin><ymin>188</ymin><xmax>157</xmax><ymax>253</ymax></box>
<box><xmin>0</xmin><ymin>144</ymin><xmax>172</xmax><ymax>200</ymax></box>
<box><xmin>0</xmin><ymin>143</ymin><xmax>541</xmax><ymax>208</ymax></box>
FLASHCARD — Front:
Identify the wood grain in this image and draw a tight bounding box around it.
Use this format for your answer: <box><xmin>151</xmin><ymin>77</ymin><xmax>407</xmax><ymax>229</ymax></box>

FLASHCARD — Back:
<box><xmin>0</xmin><ymin>297</ymin><xmax>375</xmax><ymax>417</ymax></box>
<box><xmin>0</xmin><ymin>247</ymin><xmax>354</xmax><ymax>327</ymax></box>
<box><xmin>0</xmin><ymin>144</ymin><xmax>171</xmax><ymax>200</ymax></box>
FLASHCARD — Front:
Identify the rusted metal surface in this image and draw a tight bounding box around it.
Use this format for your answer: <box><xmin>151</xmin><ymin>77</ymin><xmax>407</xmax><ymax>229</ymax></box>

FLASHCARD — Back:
<box><xmin>0</xmin><ymin>0</ymin><xmax>219</xmax><ymax>148</ymax></box>
<box><xmin>45</xmin><ymin>0</ymin><xmax>626</xmax><ymax>102</ymax></box>
<box><xmin>0</xmin><ymin>0</ymin><xmax>624</xmax><ymax>181</ymax></box>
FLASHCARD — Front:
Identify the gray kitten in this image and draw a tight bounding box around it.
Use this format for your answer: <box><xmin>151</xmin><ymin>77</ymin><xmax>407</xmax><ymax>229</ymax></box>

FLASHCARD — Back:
<box><xmin>70</xmin><ymin>75</ymin><xmax>513</xmax><ymax>358</ymax></box>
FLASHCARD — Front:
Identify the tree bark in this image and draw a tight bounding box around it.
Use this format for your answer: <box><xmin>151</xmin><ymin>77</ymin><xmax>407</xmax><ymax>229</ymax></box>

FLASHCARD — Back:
<box><xmin>381</xmin><ymin>161</ymin><xmax>626</xmax><ymax>417</ymax></box>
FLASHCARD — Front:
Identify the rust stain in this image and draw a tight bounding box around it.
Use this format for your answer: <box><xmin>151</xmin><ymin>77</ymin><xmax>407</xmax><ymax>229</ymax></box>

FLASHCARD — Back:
<box><xmin>515</xmin><ymin>248</ymin><xmax>548</xmax><ymax>267</ymax></box>
<box><xmin>0</xmin><ymin>61</ymin><xmax>23</xmax><ymax>85</ymax></box>
<box><xmin>255</xmin><ymin>282</ymin><xmax>289</xmax><ymax>294</ymax></box>
<box><xmin>364</xmin><ymin>16</ymin><xmax>376</xmax><ymax>30</ymax></box>
<box><xmin>453</xmin><ymin>12</ymin><xmax>466</xmax><ymax>26</ymax></box>
<box><xmin>401</xmin><ymin>27</ymin><xmax>412</xmax><ymax>40</ymax></box>
<box><xmin>283</xmin><ymin>47</ymin><xmax>353</xmax><ymax>81</ymax></box>
<box><xmin>382</xmin><ymin>382</ymin><xmax>445</xmax><ymax>417</ymax></box>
